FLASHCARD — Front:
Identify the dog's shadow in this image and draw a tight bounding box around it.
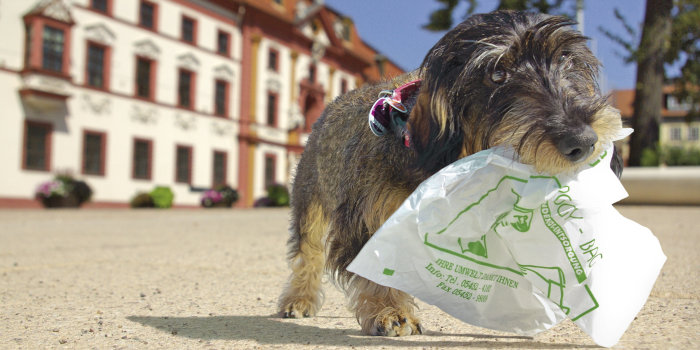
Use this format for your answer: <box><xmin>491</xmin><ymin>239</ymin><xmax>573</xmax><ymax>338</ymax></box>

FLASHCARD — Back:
<box><xmin>127</xmin><ymin>315</ymin><xmax>598</xmax><ymax>348</ymax></box>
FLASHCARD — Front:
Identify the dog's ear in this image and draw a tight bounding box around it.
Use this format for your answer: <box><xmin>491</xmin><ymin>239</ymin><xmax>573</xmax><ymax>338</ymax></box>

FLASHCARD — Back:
<box><xmin>408</xmin><ymin>90</ymin><xmax>464</xmax><ymax>173</ymax></box>
<box><xmin>610</xmin><ymin>144</ymin><xmax>623</xmax><ymax>179</ymax></box>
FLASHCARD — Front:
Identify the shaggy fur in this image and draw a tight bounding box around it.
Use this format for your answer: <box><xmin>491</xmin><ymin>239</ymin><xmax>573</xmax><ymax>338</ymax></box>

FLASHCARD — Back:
<box><xmin>278</xmin><ymin>10</ymin><xmax>624</xmax><ymax>336</ymax></box>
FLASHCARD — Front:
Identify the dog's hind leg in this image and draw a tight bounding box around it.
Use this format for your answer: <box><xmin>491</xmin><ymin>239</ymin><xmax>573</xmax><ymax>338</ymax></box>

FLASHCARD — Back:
<box><xmin>278</xmin><ymin>200</ymin><xmax>328</xmax><ymax>318</ymax></box>
<box><xmin>348</xmin><ymin>276</ymin><xmax>423</xmax><ymax>336</ymax></box>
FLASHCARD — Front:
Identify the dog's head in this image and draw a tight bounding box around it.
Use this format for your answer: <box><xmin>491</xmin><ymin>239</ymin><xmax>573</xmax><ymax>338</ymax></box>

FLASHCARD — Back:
<box><xmin>408</xmin><ymin>10</ymin><xmax>623</xmax><ymax>174</ymax></box>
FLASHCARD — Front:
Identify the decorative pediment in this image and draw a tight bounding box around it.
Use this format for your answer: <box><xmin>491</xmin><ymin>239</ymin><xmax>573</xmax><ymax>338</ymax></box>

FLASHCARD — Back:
<box><xmin>294</xmin><ymin>1</ymin><xmax>323</xmax><ymax>24</ymax></box>
<box><xmin>84</xmin><ymin>24</ymin><xmax>116</xmax><ymax>46</ymax></box>
<box><xmin>175</xmin><ymin>113</ymin><xmax>197</xmax><ymax>131</ymax></box>
<box><xmin>81</xmin><ymin>94</ymin><xmax>111</xmax><ymax>115</ymax></box>
<box><xmin>25</xmin><ymin>0</ymin><xmax>74</xmax><ymax>24</ymax></box>
<box><xmin>213</xmin><ymin>65</ymin><xmax>234</xmax><ymax>81</ymax></box>
<box><xmin>131</xmin><ymin>105</ymin><xmax>158</xmax><ymax>124</ymax></box>
<box><xmin>133</xmin><ymin>40</ymin><xmax>160</xmax><ymax>59</ymax></box>
<box><xmin>211</xmin><ymin>121</ymin><xmax>233</xmax><ymax>136</ymax></box>
<box><xmin>177</xmin><ymin>53</ymin><xmax>200</xmax><ymax>71</ymax></box>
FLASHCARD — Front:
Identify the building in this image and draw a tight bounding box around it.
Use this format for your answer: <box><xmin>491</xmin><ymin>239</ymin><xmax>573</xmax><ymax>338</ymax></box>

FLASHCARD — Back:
<box><xmin>610</xmin><ymin>86</ymin><xmax>700</xmax><ymax>151</ymax></box>
<box><xmin>0</xmin><ymin>0</ymin><xmax>403</xmax><ymax>208</ymax></box>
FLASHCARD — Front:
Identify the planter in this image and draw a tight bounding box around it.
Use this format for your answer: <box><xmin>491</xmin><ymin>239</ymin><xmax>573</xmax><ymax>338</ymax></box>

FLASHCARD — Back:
<box><xmin>41</xmin><ymin>195</ymin><xmax>81</xmax><ymax>208</ymax></box>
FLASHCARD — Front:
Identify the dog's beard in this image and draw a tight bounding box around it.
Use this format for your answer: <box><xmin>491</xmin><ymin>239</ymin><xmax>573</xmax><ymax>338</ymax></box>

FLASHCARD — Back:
<box><xmin>489</xmin><ymin>106</ymin><xmax>624</xmax><ymax>174</ymax></box>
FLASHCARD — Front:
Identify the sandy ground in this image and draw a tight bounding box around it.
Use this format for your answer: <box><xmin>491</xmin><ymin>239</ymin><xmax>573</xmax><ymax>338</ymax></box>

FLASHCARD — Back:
<box><xmin>0</xmin><ymin>206</ymin><xmax>697</xmax><ymax>349</ymax></box>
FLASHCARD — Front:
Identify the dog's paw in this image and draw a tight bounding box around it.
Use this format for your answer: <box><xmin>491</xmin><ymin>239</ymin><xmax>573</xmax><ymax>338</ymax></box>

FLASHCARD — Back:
<box><xmin>279</xmin><ymin>298</ymin><xmax>317</xmax><ymax>319</ymax></box>
<box><xmin>365</xmin><ymin>310</ymin><xmax>423</xmax><ymax>336</ymax></box>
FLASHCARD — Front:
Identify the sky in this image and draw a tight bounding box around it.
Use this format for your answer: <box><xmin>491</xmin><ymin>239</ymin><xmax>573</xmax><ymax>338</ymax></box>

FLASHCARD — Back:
<box><xmin>324</xmin><ymin>0</ymin><xmax>647</xmax><ymax>93</ymax></box>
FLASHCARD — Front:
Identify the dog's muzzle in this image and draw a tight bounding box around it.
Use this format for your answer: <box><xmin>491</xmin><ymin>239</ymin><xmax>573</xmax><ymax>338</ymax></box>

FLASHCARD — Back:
<box><xmin>555</xmin><ymin>125</ymin><xmax>598</xmax><ymax>163</ymax></box>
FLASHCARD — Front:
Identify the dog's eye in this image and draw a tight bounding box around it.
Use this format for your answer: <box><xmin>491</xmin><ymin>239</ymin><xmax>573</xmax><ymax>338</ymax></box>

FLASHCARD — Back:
<box><xmin>490</xmin><ymin>69</ymin><xmax>509</xmax><ymax>84</ymax></box>
<box><xmin>559</xmin><ymin>52</ymin><xmax>573</xmax><ymax>68</ymax></box>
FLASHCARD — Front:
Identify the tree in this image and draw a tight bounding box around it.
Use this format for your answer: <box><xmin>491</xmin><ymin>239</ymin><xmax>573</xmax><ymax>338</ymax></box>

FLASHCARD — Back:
<box><xmin>424</xmin><ymin>0</ymin><xmax>572</xmax><ymax>31</ymax></box>
<box><xmin>667</xmin><ymin>0</ymin><xmax>700</xmax><ymax>120</ymax></box>
<box><xmin>627</xmin><ymin>0</ymin><xmax>673</xmax><ymax>166</ymax></box>
<box><xmin>601</xmin><ymin>1</ymin><xmax>688</xmax><ymax>166</ymax></box>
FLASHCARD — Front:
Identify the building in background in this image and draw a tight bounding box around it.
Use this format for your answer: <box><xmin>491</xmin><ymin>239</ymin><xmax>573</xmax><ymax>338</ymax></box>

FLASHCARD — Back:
<box><xmin>0</xmin><ymin>0</ymin><xmax>402</xmax><ymax>208</ymax></box>
<box><xmin>610</xmin><ymin>86</ymin><xmax>700</xmax><ymax>164</ymax></box>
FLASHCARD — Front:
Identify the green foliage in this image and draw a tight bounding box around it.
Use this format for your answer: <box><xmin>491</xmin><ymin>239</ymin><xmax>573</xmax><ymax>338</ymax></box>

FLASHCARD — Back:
<box><xmin>640</xmin><ymin>146</ymin><xmax>661</xmax><ymax>166</ymax></box>
<box><xmin>639</xmin><ymin>145</ymin><xmax>700</xmax><ymax>166</ymax></box>
<box><xmin>71</xmin><ymin>180</ymin><xmax>93</xmax><ymax>204</ymax></box>
<box><xmin>149</xmin><ymin>186</ymin><xmax>174</xmax><ymax>208</ymax></box>
<box><xmin>663</xmin><ymin>146</ymin><xmax>700</xmax><ymax>165</ymax></box>
<box><xmin>600</xmin><ymin>0</ymin><xmax>700</xmax><ymax>118</ymax></box>
<box><xmin>423</xmin><ymin>0</ymin><xmax>571</xmax><ymax>31</ymax></box>
<box><xmin>668</xmin><ymin>0</ymin><xmax>700</xmax><ymax>119</ymax></box>
<box><xmin>216</xmin><ymin>184</ymin><xmax>240</xmax><ymax>206</ymax></box>
<box><xmin>267</xmin><ymin>184</ymin><xmax>290</xmax><ymax>207</ymax></box>
<box><xmin>130</xmin><ymin>192</ymin><xmax>155</xmax><ymax>208</ymax></box>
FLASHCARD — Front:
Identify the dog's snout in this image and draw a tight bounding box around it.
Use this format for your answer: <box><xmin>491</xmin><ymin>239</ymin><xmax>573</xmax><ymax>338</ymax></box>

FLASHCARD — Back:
<box><xmin>556</xmin><ymin>125</ymin><xmax>598</xmax><ymax>163</ymax></box>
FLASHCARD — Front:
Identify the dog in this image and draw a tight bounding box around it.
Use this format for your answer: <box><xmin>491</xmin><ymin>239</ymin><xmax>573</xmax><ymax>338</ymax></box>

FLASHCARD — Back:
<box><xmin>278</xmin><ymin>10</ymin><xmax>624</xmax><ymax>336</ymax></box>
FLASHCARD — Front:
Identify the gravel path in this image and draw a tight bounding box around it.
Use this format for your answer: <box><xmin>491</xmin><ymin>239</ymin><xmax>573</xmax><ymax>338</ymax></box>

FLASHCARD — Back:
<box><xmin>0</xmin><ymin>206</ymin><xmax>697</xmax><ymax>349</ymax></box>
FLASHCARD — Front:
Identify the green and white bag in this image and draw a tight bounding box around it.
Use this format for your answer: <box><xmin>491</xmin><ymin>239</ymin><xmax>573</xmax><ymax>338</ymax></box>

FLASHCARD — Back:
<box><xmin>347</xmin><ymin>140</ymin><xmax>666</xmax><ymax>347</ymax></box>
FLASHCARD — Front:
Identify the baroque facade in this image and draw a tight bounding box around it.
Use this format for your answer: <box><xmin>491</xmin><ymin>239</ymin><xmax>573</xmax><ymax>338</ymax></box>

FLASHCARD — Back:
<box><xmin>0</xmin><ymin>0</ymin><xmax>402</xmax><ymax>207</ymax></box>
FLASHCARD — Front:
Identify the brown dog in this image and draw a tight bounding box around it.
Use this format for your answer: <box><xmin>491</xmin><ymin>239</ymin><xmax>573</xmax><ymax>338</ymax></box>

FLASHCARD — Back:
<box><xmin>278</xmin><ymin>10</ymin><xmax>624</xmax><ymax>336</ymax></box>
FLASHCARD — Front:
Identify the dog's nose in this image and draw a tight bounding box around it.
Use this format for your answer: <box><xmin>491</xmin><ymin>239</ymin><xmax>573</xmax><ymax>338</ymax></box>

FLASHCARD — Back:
<box><xmin>556</xmin><ymin>125</ymin><xmax>598</xmax><ymax>163</ymax></box>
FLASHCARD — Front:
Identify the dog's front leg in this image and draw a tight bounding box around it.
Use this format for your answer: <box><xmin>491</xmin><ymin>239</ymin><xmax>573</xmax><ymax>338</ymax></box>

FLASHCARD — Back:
<box><xmin>347</xmin><ymin>275</ymin><xmax>423</xmax><ymax>336</ymax></box>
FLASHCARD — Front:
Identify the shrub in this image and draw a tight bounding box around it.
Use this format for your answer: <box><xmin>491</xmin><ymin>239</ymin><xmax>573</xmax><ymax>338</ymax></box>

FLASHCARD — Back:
<box><xmin>640</xmin><ymin>147</ymin><xmax>660</xmax><ymax>167</ymax></box>
<box><xmin>253</xmin><ymin>197</ymin><xmax>275</xmax><ymax>208</ymax></box>
<box><xmin>201</xmin><ymin>185</ymin><xmax>239</xmax><ymax>208</ymax></box>
<box><xmin>217</xmin><ymin>185</ymin><xmax>240</xmax><ymax>206</ymax></box>
<box><xmin>266</xmin><ymin>183</ymin><xmax>290</xmax><ymax>207</ymax></box>
<box><xmin>663</xmin><ymin>146</ymin><xmax>700</xmax><ymax>166</ymax></box>
<box><xmin>130</xmin><ymin>192</ymin><xmax>154</xmax><ymax>208</ymax></box>
<box><xmin>150</xmin><ymin>186</ymin><xmax>174</xmax><ymax>208</ymax></box>
<box><xmin>638</xmin><ymin>145</ymin><xmax>700</xmax><ymax>167</ymax></box>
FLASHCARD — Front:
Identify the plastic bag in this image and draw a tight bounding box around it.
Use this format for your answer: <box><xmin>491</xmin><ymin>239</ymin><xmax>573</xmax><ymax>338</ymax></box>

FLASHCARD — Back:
<box><xmin>347</xmin><ymin>140</ymin><xmax>666</xmax><ymax>347</ymax></box>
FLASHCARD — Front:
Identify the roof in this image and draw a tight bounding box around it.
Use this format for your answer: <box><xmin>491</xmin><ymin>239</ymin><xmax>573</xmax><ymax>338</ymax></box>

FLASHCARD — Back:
<box><xmin>610</xmin><ymin>86</ymin><xmax>690</xmax><ymax>119</ymax></box>
<box><xmin>233</xmin><ymin>0</ymin><xmax>404</xmax><ymax>82</ymax></box>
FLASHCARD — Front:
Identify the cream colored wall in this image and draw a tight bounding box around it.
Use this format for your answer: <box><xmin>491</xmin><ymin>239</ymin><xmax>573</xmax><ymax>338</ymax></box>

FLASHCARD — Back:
<box><xmin>0</xmin><ymin>0</ymin><xmax>243</xmax><ymax>205</ymax></box>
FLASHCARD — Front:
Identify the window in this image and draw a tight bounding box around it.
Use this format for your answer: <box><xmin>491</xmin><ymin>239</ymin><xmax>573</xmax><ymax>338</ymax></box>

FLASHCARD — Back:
<box><xmin>266</xmin><ymin>92</ymin><xmax>278</xmax><ymax>126</ymax></box>
<box><xmin>82</xmin><ymin>131</ymin><xmax>106</xmax><ymax>176</ymax></box>
<box><xmin>42</xmin><ymin>26</ymin><xmax>64</xmax><ymax>72</ymax></box>
<box><xmin>217</xmin><ymin>30</ymin><xmax>230</xmax><ymax>56</ymax></box>
<box><xmin>264</xmin><ymin>154</ymin><xmax>276</xmax><ymax>190</ymax></box>
<box><xmin>214</xmin><ymin>80</ymin><xmax>229</xmax><ymax>117</ymax></box>
<box><xmin>181</xmin><ymin>16</ymin><xmax>197</xmax><ymax>44</ymax></box>
<box><xmin>212</xmin><ymin>151</ymin><xmax>227</xmax><ymax>187</ymax></box>
<box><xmin>135</xmin><ymin>57</ymin><xmax>155</xmax><ymax>99</ymax></box>
<box><xmin>23</xmin><ymin>121</ymin><xmax>52</xmax><ymax>171</ymax></box>
<box><xmin>268</xmin><ymin>48</ymin><xmax>278</xmax><ymax>71</ymax></box>
<box><xmin>175</xmin><ymin>145</ymin><xmax>192</xmax><ymax>184</ymax></box>
<box><xmin>86</xmin><ymin>42</ymin><xmax>109</xmax><ymax>89</ymax></box>
<box><xmin>139</xmin><ymin>1</ymin><xmax>157</xmax><ymax>30</ymax></box>
<box><xmin>132</xmin><ymin>138</ymin><xmax>152</xmax><ymax>180</ymax></box>
<box><xmin>670</xmin><ymin>127</ymin><xmax>682</xmax><ymax>141</ymax></box>
<box><xmin>689</xmin><ymin>127</ymin><xmax>699</xmax><ymax>141</ymax></box>
<box><xmin>340</xmin><ymin>79</ymin><xmax>348</xmax><ymax>95</ymax></box>
<box><xmin>178</xmin><ymin>69</ymin><xmax>195</xmax><ymax>109</ymax></box>
<box><xmin>24</xmin><ymin>24</ymin><xmax>32</xmax><ymax>67</ymax></box>
<box><xmin>91</xmin><ymin>0</ymin><xmax>109</xmax><ymax>14</ymax></box>
<box><xmin>308</xmin><ymin>64</ymin><xmax>316</xmax><ymax>83</ymax></box>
